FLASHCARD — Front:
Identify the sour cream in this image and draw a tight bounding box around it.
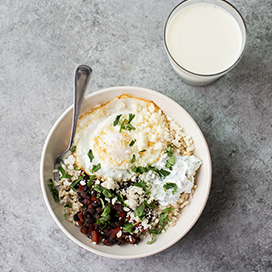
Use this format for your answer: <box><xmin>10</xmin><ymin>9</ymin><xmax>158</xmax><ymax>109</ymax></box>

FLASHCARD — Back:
<box><xmin>149</xmin><ymin>154</ymin><xmax>202</xmax><ymax>206</ymax></box>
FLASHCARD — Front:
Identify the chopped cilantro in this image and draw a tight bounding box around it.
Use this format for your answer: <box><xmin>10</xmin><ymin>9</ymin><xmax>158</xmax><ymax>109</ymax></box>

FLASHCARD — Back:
<box><xmin>148</xmin><ymin>229</ymin><xmax>159</xmax><ymax>235</ymax></box>
<box><xmin>87</xmin><ymin>149</ymin><xmax>95</xmax><ymax>162</ymax></box>
<box><xmin>72</xmin><ymin>145</ymin><xmax>77</xmax><ymax>153</ymax></box>
<box><xmin>93</xmin><ymin>184</ymin><xmax>104</xmax><ymax>193</ymax></box>
<box><xmin>123</xmin><ymin>220</ymin><xmax>141</xmax><ymax>233</ymax></box>
<box><xmin>126</xmin><ymin>123</ymin><xmax>135</xmax><ymax>131</ymax></box>
<box><xmin>133</xmin><ymin>180</ymin><xmax>147</xmax><ymax>189</ymax></box>
<box><xmin>129</xmin><ymin>139</ymin><xmax>136</xmax><ymax>146</ymax></box>
<box><xmin>99</xmin><ymin>197</ymin><xmax>105</xmax><ymax>209</ymax></box>
<box><xmin>96</xmin><ymin>205</ymin><xmax>111</xmax><ymax>226</ymax></box>
<box><xmin>87</xmin><ymin>174</ymin><xmax>96</xmax><ymax>188</ymax></box>
<box><xmin>163</xmin><ymin>182</ymin><xmax>177</xmax><ymax>195</ymax></box>
<box><xmin>113</xmin><ymin>114</ymin><xmax>122</xmax><ymax>126</ymax></box>
<box><xmin>113</xmin><ymin>113</ymin><xmax>136</xmax><ymax>132</ymax></box>
<box><xmin>147</xmin><ymin>232</ymin><xmax>157</xmax><ymax>245</ymax></box>
<box><xmin>134</xmin><ymin>203</ymin><xmax>146</xmax><ymax>219</ymax></box>
<box><xmin>128</xmin><ymin>113</ymin><xmax>135</xmax><ymax>123</ymax></box>
<box><xmin>157</xmin><ymin>207</ymin><xmax>174</xmax><ymax>233</ymax></box>
<box><xmin>162</xmin><ymin>207</ymin><xmax>174</xmax><ymax>213</ymax></box>
<box><xmin>165</xmin><ymin>146</ymin><xmax>175</xmax><ymax>170</ymax></box>
<box><xmin>64</xmin><ymin>203</ymin><xmax>72</xmax><ymax>208</ymax></box>
<box><xmin>74</xmin><ymin>166</ymin><xmax>78</xmax><ymax>171</ymax></box>
<box><xmin>165</xmin><ymin>146</ymin><xmax>173</xmax><ymax>156</ymax></box>
<box><xmin>122</xmin><ymin>222</ymin><xmax>134</xmax><ymax>233</ymax></box>
<box><xmin>119</xmin><ymin>119</ymin><xmax>127</xmax><ymax>132</ymax></box>
<box><xmin>91</xmin><ymin>163</ymin><xmax>101</xmax><ymax>173</ymax></box>
<box><xmin>69</xmin><ymin>176</ymin><xmax>84</xmax><ymax>191</ymax></box>
<box><xmin>144</xmin><ymin>200</ymin><xmax>156</xmax><ymax>209</ymax></box>
<box><xmin>63</xmin><ymin>173</ymin><xmax>73</xmax><ymax>179</ymax></box>
<box><xmin>156</xmin><ymin>168</ymin><xmax>171</xmax><ymax>177</ymax></box>
<box><xmin>48</xmin><ymin>178</ymin><xmax>59</xmax><ymax>202</ymax></box>
<box><xmin>131</xmin><ymin>154</ymin><xmax>136</xmax><ymax>163</ymax></box>
<box><xmin>93</xmin><ymin>184</ymin><xmax>115</xmax><ymax>198</ymax></box>
<box><xmin>58</xmin><ymin>165</ymin><xmax>65</xmax><ymax>178</ymax></box>
<box><xmin>131</xmin><ymin>166</ymin><xmax>148</xmax><ymax>174</ymax></box>
<box><xmin>117</xmin><ymin>193</ymin><xmax>127</xmax><ymax>207</ymax></box>
<box><xmin>102</xmin><ymin>188</ymin><xmax>115</xmax><ymax>199</ymax></box>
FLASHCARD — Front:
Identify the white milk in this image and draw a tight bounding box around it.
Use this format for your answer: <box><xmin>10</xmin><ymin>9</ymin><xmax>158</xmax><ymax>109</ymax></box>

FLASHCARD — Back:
<box><xmin>166</xmin><ymin>3</ymin><xmax>243</xmax><ymax>78</ymax></box>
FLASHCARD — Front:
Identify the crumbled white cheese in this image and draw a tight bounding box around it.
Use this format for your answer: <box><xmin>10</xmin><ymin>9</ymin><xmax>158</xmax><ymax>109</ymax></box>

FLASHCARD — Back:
<box><xmin>102</xmin><ymin>178</ymin><xmax>118</xmax><ymax>190</ymax></box>
<box><xmin>116</xmin><ymin>230</ymin><xmax>122</xmax><ymax>238</ymax></box>
<box><xmin>79</xmin><ymin>180</ymin><xmax>86</xmax><ymax>186</ymax></box>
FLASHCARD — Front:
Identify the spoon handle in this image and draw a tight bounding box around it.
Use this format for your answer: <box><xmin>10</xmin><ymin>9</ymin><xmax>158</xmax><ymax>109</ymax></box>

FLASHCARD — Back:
<box><xmin>68</xmin><ymin>65</ymin><xmax>92</xmax><ymax>149</ymax></box>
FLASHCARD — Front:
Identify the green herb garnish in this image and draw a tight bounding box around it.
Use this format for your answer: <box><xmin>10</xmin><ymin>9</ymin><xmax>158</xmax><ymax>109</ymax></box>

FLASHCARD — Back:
<box><xmin>103</xmin><ymin>188</ymin><xmax>115</xmax><ymax>199</ymax></box>
<box><xmin>96</xmin><ymin>205</ymin><xmax>111</xmax><ymax>226</ymax></box>
<box><xmin>91</xmin><ymin>163</ymin><xmax>101</xmax><ymax>173</ymax></box>
<box><xmin>163</xmin><ymin>182</ymin><xmax>178</xmax><ymax>195</ymax></box>
<box><xmin>133</xmin><ymin>180</ymin><xmax>147</xmax><ymax>189</ymax></box>
<box><xmin>48</xmin><ymin>178</ymin><xmax>59</xmax><ymax>202</ymax></box>
<box><xmin>58</xmin><ymin>166</ymin><xmax>65</xmax><ymax>178</ymax></box>
<box><xmin>123</xmin><ymin>220</ymin><xmax>141</xmax><ymax>233</ymax></box>
<box><xmin>64</xmin><ymin>203</ymin><xmax>72</xmax><ymax>208</ymax></box>
<box><xmin>134</xmin><ymin>203</ymin><xmax>146</xmax><ymax>219</ymax></box>
<box><xmin>128</xmin><ymin>113</ymin><xmax>135</xmax><ymax>123</ymax></box>
<box><xmin>113</xmin><ymin>113</ymin><xmax>136</xmax><ymax>132</ymax></box>
<box><xmin>125</xmin><ymin>122</ymin><xmax>135</xmax><ymax>131</ymax></box>
<box><xmin>69</xmin><ymin>176</ymin><xmax>84</xmax><ymax>191</ymax></box>
<box><xmin>165</xmin><ymin>146</ymin><xmax>175</xmax><ymax>170</ymax></box>
<box><xmin>87</xmin><ymin>149</ymin><xmax>95</xmax><ymax>162</ymax></box>
<box><xmin>93</xmin><ymin>184</ymin><xmax>115</xmax><ymax>198</ymax></box>
<box><xmin>147</xmin><ymin>230</ymin><xmax>158</xmax><ymax>245</ymax></box>
<box><xmin>129</xmin><ymin>139</ymin><xmax>136</xmax><ymax>146</ymax></box>
<box><xmin>157</xmin><ymin>207</ymin><xmax>174</xmax><ymax>233</ymax></box>
<box><xmin>119</xmin><ymin>119</ymin><xmax>127</xmax><ymax>132</ymax></box>
<box><xmin>131</xmin><ymin>154</ymin><xmax>136</xmax><ymax>163</ymax></box>
<box><xmin>144</xmin><ymin>200</ymin><xmax>156</xmax><ymax>209</ymax></box>
<box><xmin>156</xmin><ymin>168</ymin><xmax>171</xmax><ymax>177</ymax></box>
<box><xmin>87</xmin><ymin>174</ymin><xmax>96</xmax><ymax>188</ymax></box>
<box><xmin>113</xmin><ymin>114</ymin><xmax>122</xmax><ymax>126</ymax></box>
<box><xmin>117</xmin><ymin>192</ymin><xmax>127</xmax><ymax>207</ymax></box>
<box><xmin>165</xmin><ymin>146</ymin><xmax>173</xmax><ymax>156</ymax></box>
<box><xmin>72</xmin><ymin>145</ymin><xmax>77</xmax><ymax>153</ymax></box>
<box><xmin>131</xmin><ymin>166</ymin><xmax>148</xmax><ymax>174</ymax></box>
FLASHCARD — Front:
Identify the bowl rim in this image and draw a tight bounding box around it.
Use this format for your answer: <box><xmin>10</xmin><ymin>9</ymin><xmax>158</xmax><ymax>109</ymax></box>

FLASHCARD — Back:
<box><xmin>40</xmin><ymin>86</ymin><xmax>212</xmax><ymax>259</ymax></box>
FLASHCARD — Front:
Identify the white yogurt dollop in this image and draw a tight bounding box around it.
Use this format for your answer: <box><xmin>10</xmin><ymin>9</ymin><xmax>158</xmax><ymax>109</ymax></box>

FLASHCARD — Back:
<box><xmin>149</xmin><ymin>154</ymin><xmax>202</xmax><ymax>206</ymax></box>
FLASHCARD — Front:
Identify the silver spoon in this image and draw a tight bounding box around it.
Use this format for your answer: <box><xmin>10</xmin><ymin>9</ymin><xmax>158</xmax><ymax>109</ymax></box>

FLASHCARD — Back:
<box><xmin>54</xmin><ymin>65</ymin><xmax>92</xmax><ymax>181</ymax></box>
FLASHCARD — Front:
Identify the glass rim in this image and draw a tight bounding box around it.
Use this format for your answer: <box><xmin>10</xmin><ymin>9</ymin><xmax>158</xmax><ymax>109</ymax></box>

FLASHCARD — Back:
<box><xmin>164</xmin><ymin>0</ymin><xmax>247</xmax><ymax>78</ymax></box>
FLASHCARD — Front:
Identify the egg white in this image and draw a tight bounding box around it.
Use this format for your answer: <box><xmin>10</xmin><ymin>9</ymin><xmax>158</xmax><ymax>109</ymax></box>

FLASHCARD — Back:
<box><xmin>73</xmin><ymin>94</ymin><xmax>170</xmax><ymax>181</ymax></box>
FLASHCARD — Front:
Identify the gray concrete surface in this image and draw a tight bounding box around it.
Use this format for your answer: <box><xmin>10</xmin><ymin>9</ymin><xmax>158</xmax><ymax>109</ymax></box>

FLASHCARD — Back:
<box><xmin>0</xmin><ymin>0</ymin><xmax>271</xmax><ymax>271</ymax></box>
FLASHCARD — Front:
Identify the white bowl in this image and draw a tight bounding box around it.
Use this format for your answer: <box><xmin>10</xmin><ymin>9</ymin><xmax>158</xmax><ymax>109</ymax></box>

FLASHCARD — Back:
<box><xmin>40</xmin><ymin>86</ymin><xmax>212</xmax><ymax>259</ymax></box>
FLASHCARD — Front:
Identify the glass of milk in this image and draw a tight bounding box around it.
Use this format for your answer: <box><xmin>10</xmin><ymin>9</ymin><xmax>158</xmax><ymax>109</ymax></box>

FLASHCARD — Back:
<box><xmin>164</xmin><ymin>0</ymin><xmax>247</xmax><ymax>86</ymax></box>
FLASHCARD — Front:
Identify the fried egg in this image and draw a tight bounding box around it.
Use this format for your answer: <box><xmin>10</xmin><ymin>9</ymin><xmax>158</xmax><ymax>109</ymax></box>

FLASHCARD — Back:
<box><xmin>73</xmin><ymin>94</ymin><xmax>170</xmax><ymax>181</ymax></box>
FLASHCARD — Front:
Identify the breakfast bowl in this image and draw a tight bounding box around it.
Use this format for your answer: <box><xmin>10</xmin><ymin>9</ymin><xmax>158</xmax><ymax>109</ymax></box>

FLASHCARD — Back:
<box><xmin>40</xmin><ymin>86</ymin><xmax>212</xmax><ymax>259</ymax></box>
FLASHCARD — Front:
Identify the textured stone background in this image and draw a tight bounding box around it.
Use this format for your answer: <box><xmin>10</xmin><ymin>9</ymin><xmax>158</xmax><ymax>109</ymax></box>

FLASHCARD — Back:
<box><xmin>0</xmin><ymin>0</ymin><xmax>271</xmax><ymax>271</ymax></box>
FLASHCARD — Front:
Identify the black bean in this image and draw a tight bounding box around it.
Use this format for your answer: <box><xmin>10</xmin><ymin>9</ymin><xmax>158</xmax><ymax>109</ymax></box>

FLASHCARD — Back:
<box><xmin>93</xmin><ymin>212</ymin><xmax>100</xmax><ymax>220</ymax></box>
<box><xmin>84</xmin><ymin>217</ymin><xmax>95</xmax><ymax>225</ymax></box>
<box><xmin>96</xmin><ymin>207</ymin><xmax>103</xmax><ymax>213</ymax></box>
<box><xmin>87</xmin><ymin>207</ymin><xmax>96</xmax><ymax>214</ymax></box>
<box><xmin>81</xmin><ymin>191</ymin><xmax>91</xmax><ymax>199</ymax></box>
<box><xmin>73</xmin><ymin>211</ymin><xmax>80</xmax><ymax>221</ymax></box>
